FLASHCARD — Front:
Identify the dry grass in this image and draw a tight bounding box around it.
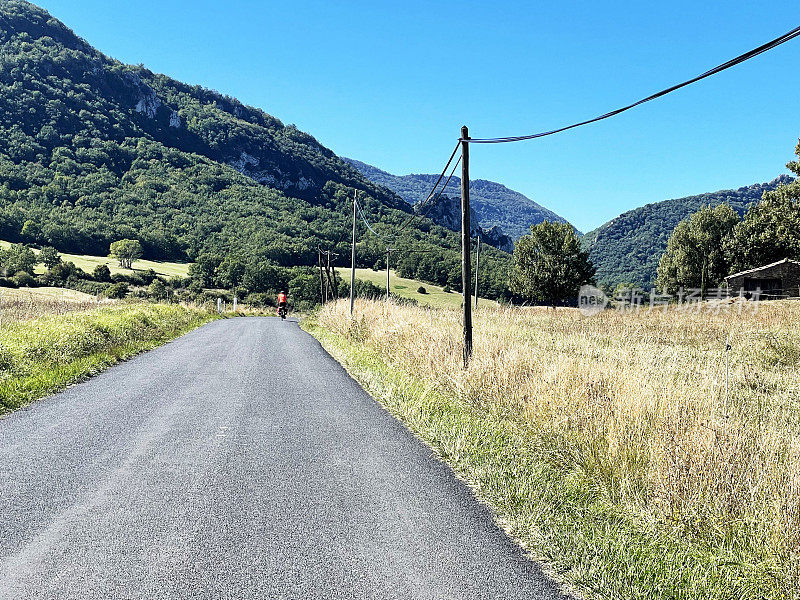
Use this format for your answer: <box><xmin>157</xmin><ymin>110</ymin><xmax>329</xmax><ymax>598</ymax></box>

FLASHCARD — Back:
<box><xmin>0</xmin><ymin>302</ymin><xmax>217</xmax><ymax>414</ymax></box>
<box><xmin>317</xmin><ymin>298</ymin><xmax>800</xmax><ymax>597</ymax></box>
<box><xmin>0</xmin><ymin>287</ymin><xmax>109</xmax><ymax>323</ymax></box>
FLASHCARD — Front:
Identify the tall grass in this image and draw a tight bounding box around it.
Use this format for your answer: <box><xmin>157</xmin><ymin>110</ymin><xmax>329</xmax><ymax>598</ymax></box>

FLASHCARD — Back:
<box><xmin>314</xmin><ymin>299</ymin><xmax>800</xmax><ymax>599</ymax></box>
<box><xmin>0</xmin><ymin>292</ymin><xmax>104</xmax><ymax>322</ymax></box>
<box><xmin>0</xmin><ymin>303</ymin><xmax>217</xmax><ymax>413</ymax></box>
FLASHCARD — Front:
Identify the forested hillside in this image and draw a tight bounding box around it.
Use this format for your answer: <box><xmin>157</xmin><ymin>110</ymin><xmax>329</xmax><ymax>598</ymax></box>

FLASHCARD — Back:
<box><xmin>0</xmin><ymin>1</ymin><xmax>512</xmax><ymax>299</ymax></box>
<box><xmin>345</xmin><ymin>158</ymin><xmax>571</xmax><ymax>240</ymax></box>
<box><xmin>583</xmin><ymin>176</ymin><xmax>793</xmax><ymax>287</ymax></box>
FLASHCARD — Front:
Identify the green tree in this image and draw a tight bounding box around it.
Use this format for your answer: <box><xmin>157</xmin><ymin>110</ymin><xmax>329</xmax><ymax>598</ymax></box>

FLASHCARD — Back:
<box><xmin>93</xmin><ymin>264</ymin><xmax>112</xmax><ymax>282</ymax></box>
<box><xmin>217</xmin><ymin>255</ymin><xmax>247</xmax><ymax>289</ymax></box>
<box><xmin>0</xmin><ymin>244</ymin><xmax>37</xmax><ymax>276</ymax></box>
<box><xmin>104</xmin><ymin>282</ymin><xmax>129</xmax><ymax>299</ymax></box>
<box><xmin>288</xmin><ymin>270</ymin><xmax>322</xmax><ymax>311</ymax></box>
<box><xmin>38</xmin><ymin>246</ymin><xmax>61</xmax><ymax>269</ymax></box>
<box><xmin>20</xmin><ymin>219</ymin><xmax>41</xmax><ymax>243</ymax></box>
<box><xmin>12</xmin><ymin>271</ymin><xmax>36</xmax><ymax>288</ymax></box>
<box><xmin>109</xmin><ymin>239</ymin><xmax>143</xmax><ymax>270</ymax></box>
<box><xmin>148</xmin><ymin>278</ymin><xmax>168</xmax><ymax>301</ymax></box>
<box><xmin>656</xmin><ymin>204</ymin><xmax>739</xmax><ymax>295</ymax></box>
<box><xmin>509</xmin><ymin>221</ymin><xmax>595</xmax><ymax>307</ymax></box>
<box><xmin>189</xmin><ymin>254</ymin><xmax>222</xmax><ymax>288</ymax></box>
<box><xmin>43</xmin><ymin>260</ymin><xmax>81</xmax><ymax>286</ymax></box>
<box><xmin>725</xmin><ymin>141</ymin><xmax>800</xmax><ymax>271</ymax></box>
<box><xmin>242</xmin><ymin>261</ymin><xmax>284</xmax><ymax>293</ymax></box>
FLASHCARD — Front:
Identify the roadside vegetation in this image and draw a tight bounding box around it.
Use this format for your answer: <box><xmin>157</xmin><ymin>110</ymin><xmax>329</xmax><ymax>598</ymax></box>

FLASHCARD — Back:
<box><xmin>0</xmin><ymin>286</ymin><xmax>99</xmax><ymax>322</ymax></box>
<box><xmin>310</xmin><ymin>299</ymin><xmax>800</xmax><ymax>600</ymax></box>
<box><xmin>0</xmin><ymin>302</ymin><xmax>217</xmax><ymax>415</ymax></box>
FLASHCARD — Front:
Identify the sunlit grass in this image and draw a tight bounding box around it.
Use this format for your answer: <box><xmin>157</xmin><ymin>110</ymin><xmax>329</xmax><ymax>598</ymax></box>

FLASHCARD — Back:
<box><xmin>0</xmin><ymin>287</ymin><xmax>103</xmax><ymax>322</ymax></box>
<box><xmin>0</xmin><ymin>239</ymin><xmax>191</xmax><ymax>278</ymax></box>
<box><xmin>337</xmin><ymin>267</ymin><xmax>498</xmax><ymax>309</ymax></box>
<box><xmin>311</xmin><ymin>298</ymin><xmax>800</xmax><ymax>599</ymax></box>
<box><xmin>0</xmin><ymin>303</ymin><xmax>216</xmax><ymax>413</ymax></box>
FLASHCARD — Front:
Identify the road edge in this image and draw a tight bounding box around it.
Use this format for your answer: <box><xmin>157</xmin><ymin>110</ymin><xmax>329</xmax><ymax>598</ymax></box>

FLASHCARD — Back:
<box><xmin>302</xmin><ymin>318</ymin><xmax>582</xmax><ymax>600</ymax></box>
<box><xmin>0</xmin><ymin>305</ymin><xmax>219</xmax><ymax>416</ymax></box>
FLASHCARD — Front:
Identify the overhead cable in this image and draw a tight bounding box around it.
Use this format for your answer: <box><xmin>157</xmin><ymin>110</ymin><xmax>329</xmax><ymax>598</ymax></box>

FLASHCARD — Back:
<box><xmin>398</xmin><ymin>154</ymin><xmax>462</xmax><ymax>234</ymax></box>
<box><xmin>465</xmin><ymin>25</ymin><xmax>800</xmax><ymax>144</ymax></box>
<box><xmin>355</xmin><ymin>199</ymin><xmax>389</xmax><ymax>240</ymax></box>
<box><xmin>397</xmin><ymin>142</ymin><xmax>461</xmax><ymax>231</ymax></box>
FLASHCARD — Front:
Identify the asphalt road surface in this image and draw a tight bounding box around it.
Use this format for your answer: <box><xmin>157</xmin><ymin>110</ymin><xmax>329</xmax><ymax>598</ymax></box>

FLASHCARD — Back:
<box><xmin>0</xmin><ymin>317</ymin><xmax>565</xmax><ymax>599</ymax></box>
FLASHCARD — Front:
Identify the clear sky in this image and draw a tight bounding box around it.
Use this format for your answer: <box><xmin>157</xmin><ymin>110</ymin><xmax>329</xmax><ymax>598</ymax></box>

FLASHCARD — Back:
<box><xmin>33</xmin><ymin>0</ymin><xmax>800</xmax><ymax>232</ymax></box>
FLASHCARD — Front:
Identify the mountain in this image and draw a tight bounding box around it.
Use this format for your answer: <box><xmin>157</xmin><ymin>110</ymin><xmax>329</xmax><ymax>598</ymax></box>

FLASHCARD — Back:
<box><xmin>0</xmin><ymin>0</ymin><xmax>415</xmax><ymax>265</ymax></box>
<box><xmin>0</xmin><ymin>1</ymin><xmax>514</xmax><ymax>299</ymax></box>
<box><xmin>344</xmin><ymin>158</ymin><xmax>572</xmax><ymax>240</ymax></box>
<box><xmin>412</xmin><ymin>194</ymin><xmax>514</xmax><ymax>253</ymax></box>
<box><xmin>583</xmin><ymin>175</ymin><xmax>794</xmax><ymax>288</ymax></box>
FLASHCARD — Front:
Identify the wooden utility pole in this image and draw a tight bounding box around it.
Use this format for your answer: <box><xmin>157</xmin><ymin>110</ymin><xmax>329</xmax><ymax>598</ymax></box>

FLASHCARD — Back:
<box><xmin>474</xmin><ymin>236</ymin><xmax>480</xmax><ymax>309</ymax></box>
<box><xmin>385</xmin><ymin>247</ymin><xmax>396</xmax><ymax>302</ymax></box>
<box><xmin>318</xmin><ymin>249</ymin><xmax>325</xmax><ymax>303</ymax></box>
<box><xmin>321</xmin><ymin>250</ymin><xmax>338</xmax><ymax>301</ymax></box>
<box><xmin>350</xmin><ymin>190</ymin><xmax>357</xmax><ymax>316</ymax></box>
<box><xmin>330</xmin><ymin>252</ymin><xmax>338</xmax><ymax>300</ymax></box>
<box><xmin>460</xmin><ymin>125</ymin><xmax>473</xmax><ymax>367</ymax></box>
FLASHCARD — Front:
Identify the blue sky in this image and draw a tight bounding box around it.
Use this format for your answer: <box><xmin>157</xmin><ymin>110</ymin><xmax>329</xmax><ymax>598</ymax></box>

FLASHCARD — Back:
<box><xmin>34</xmin><ymin>0</ymin><xmax>800</xmax><ymax>232</ymax></box>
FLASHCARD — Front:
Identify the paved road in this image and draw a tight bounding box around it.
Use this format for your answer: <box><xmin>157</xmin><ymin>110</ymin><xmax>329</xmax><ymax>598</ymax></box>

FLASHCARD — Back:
<box><xmin>0</xmin><ymin>317</ymin><xmax>565</xmax><ymax>599</ymax></box>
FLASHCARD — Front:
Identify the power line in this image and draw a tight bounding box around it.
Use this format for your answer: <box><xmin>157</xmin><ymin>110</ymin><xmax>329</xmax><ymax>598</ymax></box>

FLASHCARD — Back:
<box><xmin>416</xmin><ymin>156</ymin><xmax>462</xmax><ymax>220</ymax></box>
<box><xmin>465</xmin><ymin>24</ymin><xmax>800</xmax><ymax>144</ymax></box>
<box><xmin>397</xmin><ymin>142</ymin><xmax>461</xmax><ymax>231</ymax></box>
<box><xmin>398</xmin><ymin>155</ymin><xmax>462</xmax><ymax>235</ymax></box>
<box><xmin>355</xmin><ymin>199</ymin><xmax>389</xmax><ymax>240</ymax></box>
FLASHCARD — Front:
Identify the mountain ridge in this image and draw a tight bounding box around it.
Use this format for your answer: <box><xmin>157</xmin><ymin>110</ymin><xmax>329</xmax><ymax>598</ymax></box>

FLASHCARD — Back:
<box><xmin>0</xmin><ymin>0</ymin><xmax>513</xmax><ymax>299</ymax></box>
<box><xmin>583</xmin><ymin>175</ymin><xmax>794</xmax><ymax>287</ymax></box>
<box><xmin>344</xmin><ymin>157</ymin><xmax>572</xmax><ymax>240</ymax></box>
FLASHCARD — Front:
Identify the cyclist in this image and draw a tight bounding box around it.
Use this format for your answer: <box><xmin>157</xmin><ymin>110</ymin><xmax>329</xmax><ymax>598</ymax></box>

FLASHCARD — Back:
<box><xmin>277</xmin><ymin>291</ymin><xmax>288</xmax><ymax>317</ymax></box>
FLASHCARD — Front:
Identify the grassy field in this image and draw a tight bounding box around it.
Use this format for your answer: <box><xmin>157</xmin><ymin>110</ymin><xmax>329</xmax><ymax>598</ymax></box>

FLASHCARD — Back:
<box><xmin>0</xmin><ymin>286</ymin><xmax>95</xmax><ymax>302</ymax></box>
<box><xmin>309</xmin><ymin>299</ymin><xmax>800</xmax><ymax>600</ymax></box>
<box><xmin>0</xmin><ymin>286</ymin><xmax>101</xmax><ymax>322</ymax></box>
<box><xmin>0</xmin><ymin>302</ymin><xmax>217</xmax><ymax>414</ymax></box>
<box><xmin>0</xmin><ymin>240</ymin><xmax>191</xmax><ymax>278</ymax></box>
<box><xmin>338</xmin><ymin>267</ymin><xmax>498</xmax><ymax>309</ymax></box>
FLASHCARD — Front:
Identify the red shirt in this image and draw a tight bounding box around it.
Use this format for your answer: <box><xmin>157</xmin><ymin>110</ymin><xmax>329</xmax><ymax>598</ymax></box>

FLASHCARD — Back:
<box><xmin>278</xmin><ymin>293</ymin><xmax>287</xmax><ymax>304</ymax></box>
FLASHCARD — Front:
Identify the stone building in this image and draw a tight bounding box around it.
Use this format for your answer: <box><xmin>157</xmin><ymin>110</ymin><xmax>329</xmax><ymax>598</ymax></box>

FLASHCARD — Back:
<box><xmin>725</xmin><ymin>258</ymin><xmax>800</xmax><ymax>298</ymax></box>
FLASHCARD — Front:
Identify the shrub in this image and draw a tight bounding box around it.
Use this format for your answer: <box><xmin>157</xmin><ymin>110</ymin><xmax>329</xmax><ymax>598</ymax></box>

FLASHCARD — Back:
<box><xmin>44</xmin><ymin>261</ymin><xmax>82</xmax><ymax>285</ymax></box>
<box><xmin>103</xmin><ymin>282</ymin><xmax>129</xmax><ymax>299</ymax></box>
<box><xmin>167</xmin><ymin>275</ymin><xmax>186</xmax><ymax>289</ymax></box>
<box><xmin>113</xmin><ymin>272</ymin><xmax>147</xmax><ymax>286</ymax></box>
<box><xmin>417</xmin><ymin>286</ymin><xmax>427</xmax><ymax>295</ymax></box>
<box><xmin>148</xmin><ymin>279</ymin><xmax>168</xmax><ymax>301</ymax></box>
<box><xmin>12</xmin><ymin>271</ymin><xmax>36</xmax><ymax>288</ymax></box>
<box><xmin>354</xmin><ymin>279</ymin><xmax>384</xmax><ymax>300</ymax></box>
<box><xmin>443</xmin><ymin>285</ymin><xmax>452</xmax><ymax>293</ymax></box>
<box><xmin>68</xmin><ymin>280</ymin><xmax>109</xmax><ymax>296</ymax></box>
<box><xmin>141</xmin><ymin>269</ymin><xmax>158</xmax><ymax>286</ymax></box>
<box><xmin>244</xmin><ymin>292</ymin><xmax>271</xmax><ymax>307</ymax></box>
<box><xmin>92</xmin><ymin>264</ymin><xmax>111</xmax><ymax>282</ymax></box>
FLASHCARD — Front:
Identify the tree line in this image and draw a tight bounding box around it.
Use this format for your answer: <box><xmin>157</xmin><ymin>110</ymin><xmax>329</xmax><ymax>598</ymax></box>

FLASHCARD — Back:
<box><xmin>656</xmin><ymin>140</ymin><xmax>800</xmax><ymax>295</ymax></box>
